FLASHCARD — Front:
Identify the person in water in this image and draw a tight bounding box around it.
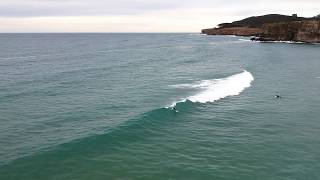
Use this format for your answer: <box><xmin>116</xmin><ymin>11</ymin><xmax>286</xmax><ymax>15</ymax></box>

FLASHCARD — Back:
<box><xmin>275</xmin><ymin>95</ymin><xmax>281</xmax><ymax>98</ymax></box>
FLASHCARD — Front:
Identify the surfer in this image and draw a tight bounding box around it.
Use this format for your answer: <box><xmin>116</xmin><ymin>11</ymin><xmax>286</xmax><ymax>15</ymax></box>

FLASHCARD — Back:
<box><xmin>171</xmin><ymin>107</ymin><xmax>179</xmax><ymax>112</ymax></box>
<box><xmin>275</xmin><ymin>95</ymin><xmax>281</xmax><ymax>98</ymax></box>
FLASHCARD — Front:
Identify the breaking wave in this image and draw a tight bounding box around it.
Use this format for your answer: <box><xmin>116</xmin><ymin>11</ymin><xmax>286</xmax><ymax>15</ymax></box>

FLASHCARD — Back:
<box><xmin>169</xmin><ymin>70</ymin><xmax>254</xmax><ymax>107</ymax></box>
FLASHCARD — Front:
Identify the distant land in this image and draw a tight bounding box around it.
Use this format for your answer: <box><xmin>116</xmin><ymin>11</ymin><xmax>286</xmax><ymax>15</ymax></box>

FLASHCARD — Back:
<box><xmin>202</xmin><ymin>14</ymin><xmax>320</xmax><ymax>43</ymax></box>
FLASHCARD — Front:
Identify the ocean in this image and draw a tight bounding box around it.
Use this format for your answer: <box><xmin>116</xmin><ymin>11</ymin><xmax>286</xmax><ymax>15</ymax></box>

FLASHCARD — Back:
<box><xmin>0</xmin><ymin>33</ymin><xmax>320</xmax><ymax>179</ymax></box>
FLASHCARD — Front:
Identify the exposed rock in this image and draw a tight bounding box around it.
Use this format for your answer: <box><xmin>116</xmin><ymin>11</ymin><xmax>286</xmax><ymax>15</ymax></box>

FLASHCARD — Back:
<box><xmin>201</xmin><ymin>27</ymin><xmax>262</xmax><ymax>36</ymax></box>
<box><xmin>251</xmin><ymin>21</ymin><xmax>320</xmax><ymax>43</ymax></box>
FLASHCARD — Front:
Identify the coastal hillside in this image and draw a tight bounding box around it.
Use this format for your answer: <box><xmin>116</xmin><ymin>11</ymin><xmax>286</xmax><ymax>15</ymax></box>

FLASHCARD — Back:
<box><xmin>217</xmin><ymin>14</ymin><xmax>306</xmax><ymax>28</ymax></box>
<box><xmin>202</xmin><ymin>14</ymin><xmax>320</xmax><ymax>43</ymax></box>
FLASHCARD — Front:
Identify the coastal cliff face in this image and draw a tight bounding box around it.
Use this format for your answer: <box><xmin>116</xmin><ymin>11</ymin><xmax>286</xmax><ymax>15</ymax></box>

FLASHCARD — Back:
<box><xmin>259</xmin><ymin>21</ymin><xmax>320</xmax><ymax>42</ymax></box>
<box><xmin>202</xmin><ymin>14</ymin><xmax>320</xmax><ymax>43</ymax></box>
<box><xmin>201</xmin><ymin>27</ymin><xmax>262</xmax><ymax>36</ymax></box>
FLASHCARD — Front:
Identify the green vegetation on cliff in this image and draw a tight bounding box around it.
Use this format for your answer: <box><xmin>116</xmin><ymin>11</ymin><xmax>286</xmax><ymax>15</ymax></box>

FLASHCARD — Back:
<box><xmin>218</xmin><ymin>14</ymin><xmax>306</xmax><ymax>28</ymax></box>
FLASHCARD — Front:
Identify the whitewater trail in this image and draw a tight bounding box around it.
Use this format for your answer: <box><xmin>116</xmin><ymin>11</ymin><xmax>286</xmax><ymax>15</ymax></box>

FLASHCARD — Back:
<box><xmin>169</xmin><ymin>70</ymin><xmax>254</xmax><ymax>107</ymax></box>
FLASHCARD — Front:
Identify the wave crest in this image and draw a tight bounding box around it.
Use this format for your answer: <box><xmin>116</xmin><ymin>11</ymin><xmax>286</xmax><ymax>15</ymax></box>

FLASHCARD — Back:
<box><xmin>169</xmin><ymin>70</ymin><xmax>254</xmax><ymax>107</ymax></box>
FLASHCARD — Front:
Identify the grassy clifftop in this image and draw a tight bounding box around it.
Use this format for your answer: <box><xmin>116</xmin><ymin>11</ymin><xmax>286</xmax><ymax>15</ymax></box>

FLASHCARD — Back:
<box><xmin>217</xmin><ymin>14</ymin><xmax>306</xmax><ymax>28</ymax></box>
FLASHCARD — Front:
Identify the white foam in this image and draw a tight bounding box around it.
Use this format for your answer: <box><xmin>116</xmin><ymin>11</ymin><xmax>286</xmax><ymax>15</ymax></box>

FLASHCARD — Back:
<box><xmin>259</xmin><ymin>40</ymin><xmax>307</xmax><ymax>44</ymax></box>
<box><xmin>238</xmin><ymin>38</ymin><xmax>252</xmax><ymax>42</ymax></box>
<box><xmin>226</xmin><ymin>35</ymin><xmax>237</xmax><ymax>37</ymax></box>
<box><xmin>168</xmin><ymin>71</ymin><xmax>254</xmax><ymax>107</ymax></box>
<box><xmin>169</xmin><ymin>80</ymin><xmax>216</xmax><ymax>89</ymax></box>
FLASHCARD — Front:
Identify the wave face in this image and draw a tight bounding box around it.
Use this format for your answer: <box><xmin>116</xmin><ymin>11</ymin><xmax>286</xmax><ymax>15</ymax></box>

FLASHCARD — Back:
<box><xmin>170</xmin><ymin>71</ymin><xmax>254</xmax><ymax>106</ymax></box>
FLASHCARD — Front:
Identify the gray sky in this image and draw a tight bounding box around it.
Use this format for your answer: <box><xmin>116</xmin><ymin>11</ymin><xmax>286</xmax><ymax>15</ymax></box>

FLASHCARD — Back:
<box><xmin>0</xmin><ymin>0</ymin><xmax>319</xmax><ymax>32</ymax></box>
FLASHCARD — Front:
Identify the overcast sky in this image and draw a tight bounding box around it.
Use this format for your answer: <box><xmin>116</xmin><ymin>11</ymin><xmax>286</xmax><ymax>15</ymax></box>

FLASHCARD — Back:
<box><xmin>0</xmin><ymin>0</ymin><xmax>319</xmax><ymax>32</ymax></box>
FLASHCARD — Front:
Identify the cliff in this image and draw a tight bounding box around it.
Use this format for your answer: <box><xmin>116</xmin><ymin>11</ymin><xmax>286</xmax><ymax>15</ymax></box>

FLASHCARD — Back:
<box><xmin>256</xmin><ymin>20</ymin><xmax>320</xmax><ymax>43</ymax></box>
<box><xmin>202</xmin><ymin>14</ymin><xmax>320</xmax><ymax>43</ymax></box>
<box><xmin>201</xmin><ymin>27</ymin><xmax>262</xmax><ymax>36</ymax></box>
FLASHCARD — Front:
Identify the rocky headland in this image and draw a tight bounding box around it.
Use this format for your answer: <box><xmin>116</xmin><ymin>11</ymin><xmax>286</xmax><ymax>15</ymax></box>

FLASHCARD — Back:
<box><xmin>202</xmin><ymin>14</ymin><xmax>320</xmax><ymax>43</ymax></box>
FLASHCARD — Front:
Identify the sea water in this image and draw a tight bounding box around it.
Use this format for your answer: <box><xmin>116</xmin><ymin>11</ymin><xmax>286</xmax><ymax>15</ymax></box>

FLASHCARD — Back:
<box><xmin>0</xmin><ymin>33</ymin><xmax>320</xmax><ymax>179</ymax></box>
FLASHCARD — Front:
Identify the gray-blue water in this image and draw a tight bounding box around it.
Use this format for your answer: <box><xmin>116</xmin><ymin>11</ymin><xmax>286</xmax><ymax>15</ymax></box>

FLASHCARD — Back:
<box><xmin>0</xmin><ymin>33</ymin><xmax>320</xmax><ymax>179</ymax></box>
